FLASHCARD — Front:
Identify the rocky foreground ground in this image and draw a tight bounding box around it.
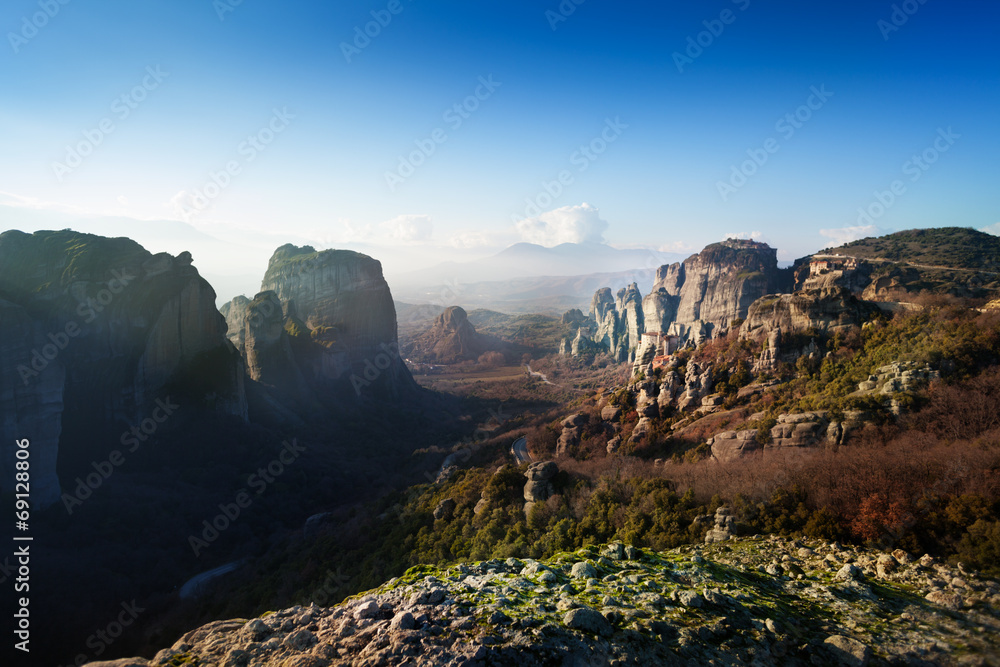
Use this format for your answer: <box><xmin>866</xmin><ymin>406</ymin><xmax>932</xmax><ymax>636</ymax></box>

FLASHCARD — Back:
<box><xmin>91</xmin><ymin>536</ymin><xmax>1000</xmax><ymax>666</ymax></box>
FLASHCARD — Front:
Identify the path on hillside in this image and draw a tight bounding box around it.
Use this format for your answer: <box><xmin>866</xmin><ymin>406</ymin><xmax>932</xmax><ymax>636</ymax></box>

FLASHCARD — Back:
<box><xmin>524</xmin><ymin>364</ymin><xmax>555</xmax><ymax>385</ymax></box>
<box><xmin>511</xmin><ymin>436</ymin><xmax>532</xmax><ymax>464</ymax></box>
<box><xmin>180</xmin><ymin>560</ymin><xmax>245</xmax><ymax>600</ymax></box>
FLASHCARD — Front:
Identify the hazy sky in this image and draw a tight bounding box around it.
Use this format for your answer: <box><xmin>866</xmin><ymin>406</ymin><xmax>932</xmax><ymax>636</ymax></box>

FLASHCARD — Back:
<box><xmin>2</xmin><ymin>0</ymin><xmax>998</xmax><ymax>269</ymax></box>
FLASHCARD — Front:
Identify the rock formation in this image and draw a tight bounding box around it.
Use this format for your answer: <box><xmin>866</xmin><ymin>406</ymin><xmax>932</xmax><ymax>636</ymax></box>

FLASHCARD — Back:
<box><xmin>425</xmin><ymin>306</ymin><xmax>484</xmax><ymax>363</ymax></box>
<box><xmin>225</xmin><ymin>244</ymin><xmax>415</xmax><ymax>401</ymax></box>
<box><xmin>0</xmin><ymin>230</ymin><xmax>247</xmax><ymax>508</ymax></box>
<box><xmin>104</xmin><ymin>537</ymin><xmax>1000</xmax><ymax>666</ymax></box>
<box><xmin>567</xmin><ymin>240</ymin><xmax>792</xmax><ymax>361</ymax></box>
<box><xmin>709</xmin><ymin>430</ymin><xmax>761</xmax><ymax>463</ymax></box>
<box><xmin>523</xmin><ymin>461</ymin><xmax>558</xmax><ymax>515</ymax></box>
<box><xmin>741</xmin><ymin>287</ymin><xmax>880</xmax><ymax>343</ymax></box>
<box><xmin>556</xmin><ymin>414</ymin><xmax>588</xmax><ymax>456</ymax></box>
<box><xmin>704</xmin><ymin>506</ymin><xmax>736</xmax><ymax>543</ymax></box>
<box><xmin>650</xmin><ymin>239</ymin><xmax>791</xmax><ymax>340</ymax></box>
<box><xmin>590</xmin><ymin>283</ymin><xmax>644</xmax><ymax>362</ymax></box>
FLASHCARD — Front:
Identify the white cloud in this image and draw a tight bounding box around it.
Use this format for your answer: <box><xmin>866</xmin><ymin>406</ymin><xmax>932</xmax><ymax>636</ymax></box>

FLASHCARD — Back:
<box><xmin>514</xmin><ymin>202</ymin><xmax>608</xmax><ymax>246</ymax></box>
<box><xmin>380</xmin><ymin>214</ymin><xmax>433</xmax><ymax>243</ymax></box>
<box><xmin>657</xmin><ymin>240</ymin><xmax>695</xmax><ymax>254</ymax></box>
<box><xmin>117</xmin><ymin>195</ymin><xmax>129</xmax><ymax>207</ymax></box>
<box><xmin>980</xmin><ymin>222</ymin><xmax>1000</xmax><ymax>236</ymax></box>
<box><xmin>723</xmin><ymin>230</ymin><xmax>765</xmax><ymax>242</ymax></box>
<box><xmin>819</xmin><ymin>224</ymin><xmax>881</xmax><ymax>246</ymax></box>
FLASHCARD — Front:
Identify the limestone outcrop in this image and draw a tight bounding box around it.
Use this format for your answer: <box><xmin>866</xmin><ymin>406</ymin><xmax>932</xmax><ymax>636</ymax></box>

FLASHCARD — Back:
<box><xmin>651</xmin><ymin>239</ymin><xmax>791</xmax><ymax>339</ymax></box>
<box><xmin>556</xmin><ymin>414</ymin><xmax>588</xmax><ymax>456</ymax></box>
<box><xmin>590</xmin><ymin>283</ymin><xmax>644</xmax><ymax>362</ymax></box>
<box><xmin>523</xmin><ymin>461</ymin><xmax>558</xmax><ymax>515</ymax></box>
<box><xmin>704</xmin><ymin>506</ymin><xmax>736</xmax><ymax>543</ymax></box>
<box><xmin>0</xmin><ymin>230</ymin><xmax>247</xmax><ymax>508</ymax></box>
<box><xmin>709</xmin><ymin>430</ymin><xmax>761</xmax><ymax>463</ymax></box>
<box><xmin>567</xmin><ymin>240</ymin><xmax>792</xmax><ymax>362</ymax></box>
<box><xmin>741</xmin><ymin>287</ymin><xmax>880</xmax><ymax>342</ymax></box>
<box><xmin>226</xmin><ymin>244</ymin><xmax>416</xmax><ymax>400</ymax></box>
<box><xmin>101</xmin><ymin>537</ymin><xmax>1000</xmax><ymax>666</ymax></box>
<box><xmin>426</xmin><ymin>306</ymin><xmax>484</xmax><ymax>363</ymax></box>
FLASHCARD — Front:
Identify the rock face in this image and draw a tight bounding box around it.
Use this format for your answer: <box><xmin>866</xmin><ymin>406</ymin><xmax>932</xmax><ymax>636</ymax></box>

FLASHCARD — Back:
<box><xmin>709</xmin><ymin>430</ymin><xmax>761</xmax><ymax>463</ymax></box>
<box><xmin>226</xmin><ymin>244</ymin><xmax>415</xmax><ymax>400</ymax></box>
<box><xmin>420</xmin><ymin>306</ymin><xmax>482</xmax><ymax>362</ymax></box>
<box><xmin>741</xmin><ymin>287</ymin><xmax>880</xmax><ymax>342</ymax></box>
<box><xmin>0</xmin><ymin>299</ymin><xmax>65</xmax><ymax>508</ymax></box>
<box><xmin>0</xmin><ymin>230</ymin><xmax>247</xmax><ymax>508</ymax></box>
<box><xmin>559</xmin><ymin>328</ymin><xmax>602</xmax><ymax>357</ymax></box>
<box><xmin>241</xmin><ymin>291</ymin><xmax>310</xmax><ymax>396</ymax></box>
<box><xmin>568</xmin><ymin>240</ymin><xmax>792</xmax><ymax>361</ymax></box>
<box><xmin>704</xmin><ymin>506</ymin><xmax>736</xmax><ymax>543</ymax></box>
<box><xmin>523</xmin><ymin>461</ymin><xmax>558</xmax><ymax>515</ymax></box>
<box><xmin>651</xmin><ymin>239</ymin><xmax>791</xmax><ymax>340</ymax></box>
<box><xmin>107</xmin><ymin>537</ymin><xmax>1000</xmax><ymax>667</ymax></box>
<box><xmin>591</xmin><ymin>283</ymin><xmax>644</xmax><ymax>362</ymax></box>
<box><xmin>556</xmin><ymin>414</ymin><xmax>588</xmax><ymax>456</ymax></box>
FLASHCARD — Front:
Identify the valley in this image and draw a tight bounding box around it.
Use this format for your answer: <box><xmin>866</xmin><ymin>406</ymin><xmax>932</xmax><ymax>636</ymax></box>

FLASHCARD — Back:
<box><xmin>2</xmin><ymin>227</ymin><xmax>999</xmax><ymax>666</ymax></box>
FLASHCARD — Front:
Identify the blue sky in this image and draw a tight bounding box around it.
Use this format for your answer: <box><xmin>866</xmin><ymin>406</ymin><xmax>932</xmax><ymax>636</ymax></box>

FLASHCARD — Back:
<box><xmin>1</xmin><ymin>0</ymin><xmax>998</xmax><ymax>273</ymax></box>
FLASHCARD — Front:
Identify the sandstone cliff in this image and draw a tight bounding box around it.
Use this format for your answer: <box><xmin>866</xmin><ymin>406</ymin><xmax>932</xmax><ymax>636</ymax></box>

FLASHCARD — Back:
<box><xmin>224</xmin><ymin>244</ymin><xmax>415</xmax><ymax>401</ymax></box>
<box><xmin>740</xmin><ymin>287</ymin><xmax>880</xmax><ymax>342</ymax></box>
<box><xmin>423</xmin><ymin>306</ymin><xmax>485</xmax><ymax>363</ymax></box>
<box><xmin>650</xmin><ymin>239</ymin><xmax>791</xmax><ymax>339</ymax></box>
<box><xmin>0</xmin><ymin>230</ymin><xmax>247</xmax><ymax>508</ymax></box>
<box><xmin>590</xmin><ymin>283</ymin><xmax>644</xmax><ymax>362</ymax></box>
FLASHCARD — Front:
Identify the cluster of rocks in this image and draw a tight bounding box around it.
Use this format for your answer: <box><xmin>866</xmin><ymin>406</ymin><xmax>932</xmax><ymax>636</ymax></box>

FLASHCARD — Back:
<box><xmin>856</xmin><ymin>360</ymin><xmax>940</xmax><ymax>395</ymax></box>
<box><xmin>96</xmin><ymin>536</ymin><xmax>1000</xmax><ymax>666</ymax></box>
<box><xmin>556</xmin><ymin>413</ymin><xmax>590</xmax><ymax>456</ymax></box>
<box><xmin>522</xmin><ymin>461</ymin><xmax>558</xmax><ymax>515</ymax></box>
<box><xmin>741</xmin><ymin>287</ymin><xmax>880</xmax><ymax>351</ymax></box>
<box><xmin>704</xmin><ymin>506</ymin><xmax>736</xmax><ymax>544</ymax></box>
<box><xmin>560</xmin><ymin>239</ymin><xmax>789</xmax><ymax>362</ymax></box>
<box><xmin>708</xmin><ymin>410</ymin><xmax>869</xmax><ymax>462</ymax></box>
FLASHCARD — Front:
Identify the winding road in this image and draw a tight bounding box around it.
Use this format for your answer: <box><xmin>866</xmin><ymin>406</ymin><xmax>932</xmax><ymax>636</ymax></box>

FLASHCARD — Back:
<box><xmin>511</xmin><ymin>436</ymin><xmax>532</xmax><ymax>464</ymax></box>
<box><xmin>524</xmin><ymin>364</ymin><xmax>555</xmax><ymax>386</ymax></box>
<box><xmin>180</xmin><ymin>560</ymin><xmax>245</xmax><ymax>600</ymax></box>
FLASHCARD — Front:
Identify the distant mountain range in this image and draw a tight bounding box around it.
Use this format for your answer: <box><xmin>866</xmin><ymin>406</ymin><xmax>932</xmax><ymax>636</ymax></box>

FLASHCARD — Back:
<box><xmin>390</xmin><ymin>242</ymin><xmax>682</xmax><ymax>313</ymax></box>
